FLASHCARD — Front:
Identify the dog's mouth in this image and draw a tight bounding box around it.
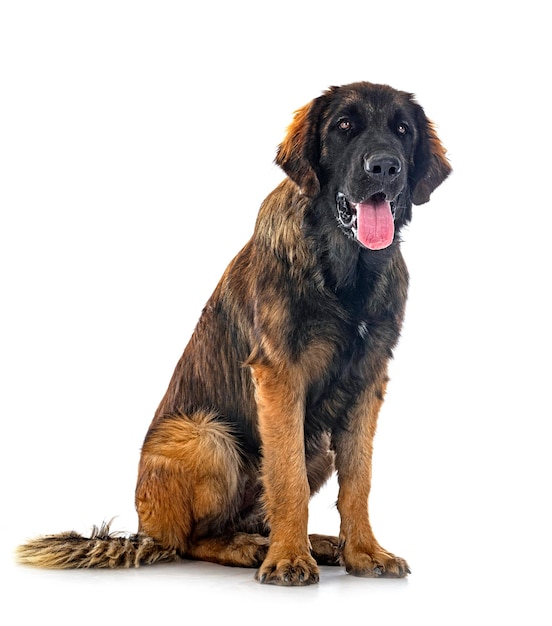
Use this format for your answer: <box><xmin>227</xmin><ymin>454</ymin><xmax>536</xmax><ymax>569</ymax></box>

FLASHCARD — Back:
<box><xmin>336</xmin><ymin>192</ymin><xmax>396</xmax><ymax>251</ymax></box>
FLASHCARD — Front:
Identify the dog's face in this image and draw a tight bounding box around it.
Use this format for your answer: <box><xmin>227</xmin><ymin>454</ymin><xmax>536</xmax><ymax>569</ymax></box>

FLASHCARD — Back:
<box><xmin>276</xmin><ymin>82</ymin><xmax>451</xmax><ymax>250</ymax></box>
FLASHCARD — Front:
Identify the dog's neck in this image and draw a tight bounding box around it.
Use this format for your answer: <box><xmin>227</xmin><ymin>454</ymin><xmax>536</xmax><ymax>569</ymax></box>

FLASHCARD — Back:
<box><xmin>305</xmin><ymin>194</ymin><xmax>400</xmax><ymax>298</ymax></box>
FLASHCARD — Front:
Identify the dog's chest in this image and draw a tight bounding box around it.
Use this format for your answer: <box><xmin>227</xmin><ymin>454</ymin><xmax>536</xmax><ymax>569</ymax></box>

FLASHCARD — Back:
<box><xmin>301</xmin><ymin>288</ymin><xmax>400</xmax><ymax>434</ymax></box>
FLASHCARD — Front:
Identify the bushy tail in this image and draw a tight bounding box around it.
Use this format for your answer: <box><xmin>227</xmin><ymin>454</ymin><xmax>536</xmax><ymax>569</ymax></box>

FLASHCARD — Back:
<box><xmin>16</xmin><ymin>522</ymin><xmax>178</xmax><ymax>569</ymax></box>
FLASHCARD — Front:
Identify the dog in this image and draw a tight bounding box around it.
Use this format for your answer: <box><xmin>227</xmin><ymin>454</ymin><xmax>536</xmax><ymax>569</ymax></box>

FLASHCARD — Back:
<box><xmin>17</xmin><ymin>81</ymin><xmax>451</xmax><ymax>585</ymax></box>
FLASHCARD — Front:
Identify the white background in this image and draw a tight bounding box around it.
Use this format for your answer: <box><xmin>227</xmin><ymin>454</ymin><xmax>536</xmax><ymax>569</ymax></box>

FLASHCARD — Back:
<box><xmin>1</xmin><ymin>1</ymin><xmax>551</xmax><ymax>623</ymax></box>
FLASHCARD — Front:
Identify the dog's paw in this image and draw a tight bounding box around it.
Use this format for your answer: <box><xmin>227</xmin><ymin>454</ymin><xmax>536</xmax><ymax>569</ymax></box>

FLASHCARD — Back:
<box><xmin>256</xmin><ymin>553</ymin><xmax>320</xmax><ymax>586</ymax></box>
<box><xmin>342</xmin><ymin>548</ymin><xmax>410</xmax><ymax>578</ymax></box>
<box><xmin>309</xmin><ymin>533</ymin><xmax>340</xmax><ymax>565</ymax></box>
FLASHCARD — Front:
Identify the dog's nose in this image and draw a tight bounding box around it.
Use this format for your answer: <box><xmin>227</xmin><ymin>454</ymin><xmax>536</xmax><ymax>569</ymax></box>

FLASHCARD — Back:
<box><xmin>364</xmin><ymin>153</ymin><xmax>402</xmax><ymax>181</ymax></box>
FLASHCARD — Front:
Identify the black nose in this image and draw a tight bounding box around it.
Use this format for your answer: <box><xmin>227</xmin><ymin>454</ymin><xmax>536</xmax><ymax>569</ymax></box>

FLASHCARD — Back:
<box><xmin>364</xmin><ymin>153</ymin><xmax>402</xmax><ymax>181</ymax></box>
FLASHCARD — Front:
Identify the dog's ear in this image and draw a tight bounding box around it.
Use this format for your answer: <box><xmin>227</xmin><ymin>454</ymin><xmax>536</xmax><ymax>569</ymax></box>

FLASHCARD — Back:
<box><xmin>275</xmin><ymin>96</ymin><xmax>327</xmax><ymax>197</ymax></box>
<box><xmin>410</xmin><ymin>103</ymin><xmax>452</xmax><ymax>205</ymax></box>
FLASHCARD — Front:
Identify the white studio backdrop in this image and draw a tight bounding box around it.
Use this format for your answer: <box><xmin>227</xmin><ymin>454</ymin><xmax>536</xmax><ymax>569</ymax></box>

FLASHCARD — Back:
<box><xmin>1</xmin><ymin>1</ymin><xmax>550</xmax><ymax>624</ymax></box>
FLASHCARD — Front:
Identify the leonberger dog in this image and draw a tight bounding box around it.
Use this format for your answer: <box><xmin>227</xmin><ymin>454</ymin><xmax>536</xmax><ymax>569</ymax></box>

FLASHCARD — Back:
<box><xmin>17</xmin><ymin>81</ymin><xmax>451</xmax><ymax>585</ymax></box>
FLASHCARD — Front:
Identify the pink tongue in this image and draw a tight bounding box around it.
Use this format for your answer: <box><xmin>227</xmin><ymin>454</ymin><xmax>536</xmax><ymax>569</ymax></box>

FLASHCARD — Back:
<box><xmin>355</xmin><ymin>199</ymin><xmax>395</xmax><ymax>250</ymax></box>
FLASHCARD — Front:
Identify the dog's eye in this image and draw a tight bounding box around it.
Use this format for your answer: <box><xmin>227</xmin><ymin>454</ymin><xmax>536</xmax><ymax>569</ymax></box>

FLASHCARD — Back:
<box><xmin>337</xmin><ymin>118</ymin><xmax>352</xmax><ymax>132</ymax></box>
<box><xmin>396</xmin><ymin>122</ymin><xmax>409</xmax><ymax>136</ymax></box>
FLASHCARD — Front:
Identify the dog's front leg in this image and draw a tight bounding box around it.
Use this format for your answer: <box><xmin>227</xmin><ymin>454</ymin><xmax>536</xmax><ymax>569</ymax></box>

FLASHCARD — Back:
<box><xmin>251</xmin><ymin>363</ymin><xmax>319</xmax><ymax>586</ymax></box>
<box><xmin>334</xmin><ymin>379</ymin><xmax>410</xmax><ymax>578</ymax></box>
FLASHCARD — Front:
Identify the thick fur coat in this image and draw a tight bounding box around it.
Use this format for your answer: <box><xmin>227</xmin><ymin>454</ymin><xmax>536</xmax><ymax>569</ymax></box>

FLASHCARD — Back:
<box><xmin>17</xmin><ymin>81</ymin><xmax>451</xmax><ymax>585</ymax></box>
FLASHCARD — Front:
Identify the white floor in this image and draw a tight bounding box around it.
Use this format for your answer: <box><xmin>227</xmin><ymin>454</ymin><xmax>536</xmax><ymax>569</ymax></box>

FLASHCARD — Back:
<box><xmin>3</xmin><ymin>469</ymin><xmax>550</xmax><ymax>625</ymax></box>
<box><xmin>2</xmin><ymin>559</ymin><xmax>496</xmax><ymax>625</ymax></box>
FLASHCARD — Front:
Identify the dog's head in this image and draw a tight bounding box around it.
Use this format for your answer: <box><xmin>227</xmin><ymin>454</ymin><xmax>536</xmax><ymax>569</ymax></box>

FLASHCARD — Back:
<box><xmin>276</xmin><ymin>82</ymin><xmax>451</xmax><ymax>250</ymax></box>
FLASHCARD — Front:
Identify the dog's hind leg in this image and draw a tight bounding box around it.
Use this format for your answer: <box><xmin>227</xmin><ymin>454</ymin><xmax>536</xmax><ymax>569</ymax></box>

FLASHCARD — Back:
<box><xmin>187</xmin><ymin>533</ymin><xmax>269</xmax><ymax>567</ymax></box>
<box><xmin>188</xmin><ymin>533</ymin><xmax>340</xmax><ymax>568</ymax></box>
<box><xmin>135</xmin><ymin>411</ymin><xmax>244</xmax><ymax>557</ymax></box>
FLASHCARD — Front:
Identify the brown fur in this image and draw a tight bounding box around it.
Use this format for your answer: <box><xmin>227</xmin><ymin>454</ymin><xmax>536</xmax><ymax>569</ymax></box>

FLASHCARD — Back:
<box><xmin>16</xmin><ymin>522</ymin><xmax>178</xmax><ymax>569</ymax></box>
<box><xmin>17</xmin><ymin>82</ymin><xmax>450</xmax><ymax>585</ymax></box>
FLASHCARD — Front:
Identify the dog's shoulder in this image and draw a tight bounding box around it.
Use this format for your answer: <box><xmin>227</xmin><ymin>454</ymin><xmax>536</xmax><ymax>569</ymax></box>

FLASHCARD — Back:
<box><xmin>251</xmin><ymin>178</ymin><xmax>314</xmax><ymax>269</ymax></box>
